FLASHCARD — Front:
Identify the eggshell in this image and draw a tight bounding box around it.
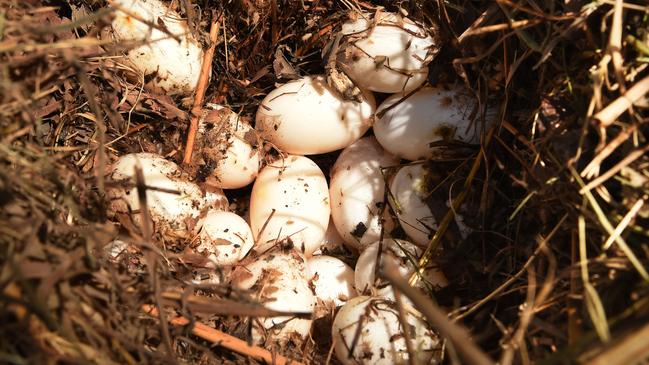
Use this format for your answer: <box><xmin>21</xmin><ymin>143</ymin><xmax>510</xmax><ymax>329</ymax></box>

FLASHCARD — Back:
<box><xmin>191</xmin><ymin>267</ymin><xmax>231</xmax><ymax>287</ymax></box>
<box><xmin>230</xmin><ymin>250</ymin><xmax>315</xmax><ymax>345</ymax></box>
<box><xmin>354</xmin><ymin>239</ymin><xmax>419</xmax><ymax>296</ymax></box>
<box><xmin>198</xmin><ymin>106</ymin><xmax>260</xmax><ymax>189</ymax></box>
<box><xmin>255</xmin><ymin>76</ymin><xmax>376</xmax><ymax>155</ymax></box>
<box><xmin>249</xmin><ymin>155</ymin><xmax>331</xmax><ymax>256</ymax></box>
<box><xmin>354</xmin><ymin>239</ymin><xmax>447</xmax><ymax>301</ymax></box>
<box><xmin>375</xmin><ymin>86</ymin><xmax>485</xmax><ymax>161</ymax></box>
<box><xmin>332</xmin><ymin>296</ymin><xmax>441</xmax><ymax>365</ymax></box>
<box><xmin>330</xmin><ymin>137</ymin><xmax>399</xmax><ymax>251</ymax></box>
<box><xmin>389</xmin><ymin>164</ymin><xmax>436</xmax><ymax>246</ymax></box>
<box><xmin>107</xmin><ymin>153</ymin><xmax>227</xmax><ymax>240</ymax></box>
<box><xmin>307</xmin><ymin>255</ymin><xmax>357</xmax><ymax>315</ymax></box>
<box><xmin>110</xmin><ymin>0</ymin><xmax>204</xmax><ymax>95</ymax></box>
<box><xmin>313</xmin><ymin>217</ymin><xmax>345</xmax><ymax>255</ymax></box>
<box><xmin>203</xmin><ymin>186</ymin><xmax>230</xmax><ymax>212</ymax></box>
<box><xmin>192</xmin><ymin>211</ymin><xmax>254</xmax><ymax>266</ymax></box>
<box><xmin>104</xmin><ymin>239</ymin><xmax>132</xmax><ymax>262</ymax></box>
<box><xmin>338</xmin><ymin>12</ymin><xmax>439</xmax><ymax>94</ymax></box>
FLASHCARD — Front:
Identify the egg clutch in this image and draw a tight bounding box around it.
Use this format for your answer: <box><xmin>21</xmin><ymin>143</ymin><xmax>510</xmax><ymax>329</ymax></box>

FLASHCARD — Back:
<box><xmin>105</xmin><ymin>1</ymin><xmax>491</xmax><ymax>363</ymax></box>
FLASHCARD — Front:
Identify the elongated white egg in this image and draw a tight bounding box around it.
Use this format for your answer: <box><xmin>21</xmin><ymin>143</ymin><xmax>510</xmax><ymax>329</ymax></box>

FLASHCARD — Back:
<box><xmin>375</xmin><ymin>86</ymin><xmax>487</xmax><ymax>161</ymax></box>
<box><xmin>198</xmin><ymin>106</ymin><xmax>260</xmax><ymax>189</ymax></box>
<box><xmin>255</xmin><ymin>76</ymin><xmax>375</xmax><ymax>155</ymax></box>
<box><xmin>249</xmin><ymin>155</ymin><xmax>330</xmax><ymax>256</ymax></box>
<box><xmin>354</xmin><ymin>239</ymin><xmax>420</xmax><ymax>297</ymax></box>
<box><xmin>192</xmin><ymin>211</ymin><xmax>254</xmax><ymax>266</ymax></box>
<box><xmin>354</xmin><ymin>239</ymin><xmax>447</xmax><ymax>301</ymax></box>
<box><xmin>107</xmin><ymin>153</ymin><xmax>227</xmax><ymax>240</ymax></box>
<box><xmin>330</xmin><ymin>137</ymin><xmax>399</xmax><ymax>251</ymax></box>
<box><xmin>230</xmin><ymin>250</ymin><xmax>315</xmax><ymax>345</ymax></box>
<box><xmin>308</xmin><ymin>255</ymin><xmax>357</xmax><ymax>314</ymax></box>
<box><xmin>110</xmin><ymin>0</ymin><xmax>204</xmax><ymax>95</ymax></box>
<box><xmin>337</xmin><ymin>12</ymin><xmax>440</xmax><ymax>94</ymax></box>
<box><xmin>332</xmin><ymin>296</ymin><xmax>441</xmax><ymax>365</ymax></box>
<box><xmin>389</xmin><ymin>163</ymin><xmax>435</xmax><ymax>246</ymax></box>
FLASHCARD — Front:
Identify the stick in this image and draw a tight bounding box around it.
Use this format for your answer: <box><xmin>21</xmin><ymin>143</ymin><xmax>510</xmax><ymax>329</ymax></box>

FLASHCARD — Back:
<box><xmin>183</xmin><ymin>12</ymin><xmax>222</xmax><ymax>165</ymax></box>
<box><xmin>142</xmin><ymin>305</ymin><xmax>304</xmax><ymax>365</ymax></box>
<box><xmin>594</xmin><ymin>74</ymin><xmax>649</xmax><ymax>126</ymax></box>
<box><xmin>579</xmin><ymin>144</ymin><xmax>649</xmax><ymax>194</ymax></box>
<box><xmin>381</xmin><ymin>265</ymin><xmax>494</xmax><ymax>365</ymax></box>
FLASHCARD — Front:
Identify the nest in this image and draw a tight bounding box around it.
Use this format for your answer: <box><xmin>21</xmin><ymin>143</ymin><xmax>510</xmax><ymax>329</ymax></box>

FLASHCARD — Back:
<box><xmin>2</xmin><ymin>0</ymin><xmax>649</xmax><ymax>364</ymax></box>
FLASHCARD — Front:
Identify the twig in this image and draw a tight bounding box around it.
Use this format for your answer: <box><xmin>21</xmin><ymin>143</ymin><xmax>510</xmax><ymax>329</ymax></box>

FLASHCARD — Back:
<box><xmin>393</xmin><ymin>289</ymin><xmax>419</xmax><ymax>365</ymax></box>
<box><xmin>183</xmin><ymin>12</ymin><xmax>222</xmax><ymax>165</ymax></box>
<box><xmin>382</xmin><ymin>263</ymin><xmax>494</xmax><ymax>365</ymax></box>
<box><xmin>608</xmin><ymin>0</ymin><xmax>626</xmax><ymax>93</ymax></box>
<box><xmin>457</xmin><ymin>4</ymin><xmax>499</xmax><ymax>44</ymax></box>
<box><xmin>594</xmin><ymin>74</ymin><xmax>649</xmax><ymax>126</ymax></box>
<box><xmin>142</xmin><ymin>305</ymin><xmax>304</xmax><ymax>365</ymax></box>
<box><xmin>108</xmin><ymin>1</ymin><xmax>181</xmax><ymax>42</ymax></box>
<box><xmin>586</xmin><ymin>323</ymin><xmax>649</xmax><ymax>365</ymax></box>
<box><xmin>567</xmin><ymin>165</ymin><xmax>649</xmax><ymax>281</ymax></box>
<box><xmin>579</xmin><ymin>144</ymin><xmax>649</xmax><ymax>194</ymax></box>
<box><xmin>580</xmin><ymin>123</ymin><xmax>638</xmax><ymax>179</ymax></box>
<box><xmin>578</xmin><ymin>215</ymin><xmax>611</xmax><ymax>342</ymax></box>
<box><xmin>462</xmin><ymin>18</ymin><xmax>543</xmax><ymax>38</ymax></box>
<box><xmin>500</xmin><ymin>237</ymin><xmax>556</xmax><ymax>365</ymax></box>
<box><xmin>602</xmin><ymin>199</ymin><xmax>644</xmax><ymax>250</ymax></box>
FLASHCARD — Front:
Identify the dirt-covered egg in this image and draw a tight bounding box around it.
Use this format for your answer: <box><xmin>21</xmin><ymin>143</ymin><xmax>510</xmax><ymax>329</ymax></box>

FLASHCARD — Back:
<box><xmin>197</xmin><ymin>106</ymin><xmax>260</xmax><ymax>189</ymax></box>
<box><xmin>109</xmin><ymin>0</ymin><xmax>204</xmax><ymax>95</ymax></box>
<box><xmin>336</xmin><ymin>12</ymin><xmax>440</xmax><ymax>94</ymax></box>
<box><xmin>307</xmin><ymin>255</ymin><xmax>357</xmax><ymax>315</ymax></box>
<box><xmin>255</xmin><ymin>76</ymin><xmax>375</xmax><ymax>155</ymax></box>
<box><xmin>190</xmin><ymin>267</ymin><xmax>231</xmax><ymax>287</ymax></box>
<box><xmin>330</xmin><ymin>137</ymin><xmax>399</xmax><ymax>251</ymax></box>
<box><xmin>389</xmin><ymin>163</ymin><xmax>435</xmax><ymax>246</ymax></box>
<box><xmin>332</xmin><ymin>296</ymin><xmax>441</xmax><ymax>365</ymax></box>
<box><xmin>107</xmin><ymin>153</ymin><xmax>228</xmax><ymax>240</ymax></box>
<box><xmin>249</xmin><ymin>155</ymin><xmax>330</xmax><ymax>256</ymax></box>
<box><xmin>355</xmin><ymin>239</ymin><xmax>447</xmax><ymax>300</ymax></box>
<box><xmin>104</xmin><ymin>239</ymin><xmax>132</xmax><ymax>262</ymax></box>
<box><xmin>230</xmin><ymin>250</ymin><xmax>315</xmax><ymax>345</ymax></box>
<box><xmin>375</xmin><ymin>86</ymin><xmax>486</xmax><ymax>161</ymax></box>
<box><xmin>354</xmin><ymin>239</ymin><xmax>420</xmax><ymax>297</ymax></box>
<box><xmin>192</xmin><ymin>211</ymin><xmax>254</xmax><ymax>266</ymax></box>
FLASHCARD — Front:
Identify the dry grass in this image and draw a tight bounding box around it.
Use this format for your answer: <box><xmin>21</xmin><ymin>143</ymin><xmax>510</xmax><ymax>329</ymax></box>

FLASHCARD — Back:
<box><xmin>1</xmin><ymin>0</ymin><xmax>649</xmax><ymax>364</ymax></box>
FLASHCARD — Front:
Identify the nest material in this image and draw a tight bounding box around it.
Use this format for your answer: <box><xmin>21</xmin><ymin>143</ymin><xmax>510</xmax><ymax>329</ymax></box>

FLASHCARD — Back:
<box><xmin>2</xmin><ymin>0</ymin><xmax>649</xmax><ymax>364</ymax></box>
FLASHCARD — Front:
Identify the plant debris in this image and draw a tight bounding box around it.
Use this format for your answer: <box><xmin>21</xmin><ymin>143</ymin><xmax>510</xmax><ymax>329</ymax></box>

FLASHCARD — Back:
<box><xmin>2</xmin><ymin>0</ymin><xmax>649</xmax><ymax>364</ymax></box>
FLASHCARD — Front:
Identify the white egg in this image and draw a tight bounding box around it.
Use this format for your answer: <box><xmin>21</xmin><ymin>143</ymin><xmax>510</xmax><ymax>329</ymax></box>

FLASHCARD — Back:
<box><xmin>337</xmin><ymin>12</ymin><xmax>439</xmax><ymax>94</ymax></box>
<box><xmin>389</xmin><ymin>163</ymin><xmax>436</xmax><ymax>246</ymax></box>
<box><xmin>107</xmin><ymin>153</ymin><xmax>227</xmax><ymax>240</ymax></box>
<box><xmin>110</xmin><ymin>0</ymin><xmax>204</xmax><ymax>95</ymax></box>
<box><xmin>192</xmin><ymin>211</ymin><xmax>254</xmax><ymax>266</ymax></box>
<box><xmin>354</xmin><ymin>239</ymin><xmax>418</xmax><ymax>297</ymax></box>
<box><xmin>191</xmin><ymin>267</ymin><xmax>230</xmax><ymax>287</ymax></box>
<box><xmin>255</xmin><ymin>76</ymin><xmax>375</xmax><ymax>155</ymax></box>
<box><xmin>332</xmin><ymin>296</ymin><xmax>441</xmax><ymax>365</ymax></box>
<box><xmin>203</xmin><ymin>186</ymin><xmax>230</xmax><ymax>211</ymax></box>
<box><xmin>313</xmin><ymin>217</ymin><xmax>345</xmax><ymax>255</ymax></box>
<box><xmin>104</xmin><ymin>239</ymin><xmax>132</xmax><ymax>262</ymax></box>
<box><xmin>375</xmin><ymin>86</ymin><xmax>487</xmax><ymax>161</ymax></box>
<box><xmin>198</xmin><ymin>106</ymin><xmax>260</xmax><ymax>189</ymax></box>
<box><xmin>249</xmin><ymin>155</ymin><xmax>331</xmax><ymax>256</ymax></box>
<box><xmin>354</xmin><ymin>239</ymin><xmax>447</xmax><ymax>301</ymax></box>
<box><xmin>307</xmin><ymin>255</ymin><xmax>357</xmax><ymax>313</ymax></box>
<box><xmin>230</xmin><ymin>250</ymin><xmax>315</xmax><ymax>345</ymax></box>
<box><xmin>330</xmin><ymin>137</ymin><xmax>399</xmax><ymax>251</ymax></box>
